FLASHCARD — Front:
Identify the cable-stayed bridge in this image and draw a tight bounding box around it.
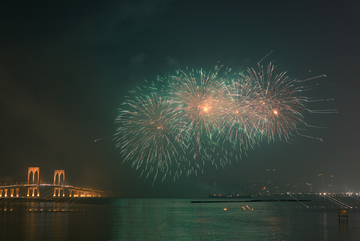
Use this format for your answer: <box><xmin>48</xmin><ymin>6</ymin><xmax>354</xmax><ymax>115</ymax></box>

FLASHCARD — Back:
<box><xmin>0</xmin><ymin>167</ymin><xmax>102</xmax><ymax>199</ymax></box>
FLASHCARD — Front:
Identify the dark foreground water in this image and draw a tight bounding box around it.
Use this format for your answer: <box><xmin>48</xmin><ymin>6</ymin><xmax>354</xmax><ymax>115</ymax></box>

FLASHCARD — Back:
<box><xmin>1</xmin><ymin>196</ymin><xmax>360</xmax><ymax>241</ymax></box>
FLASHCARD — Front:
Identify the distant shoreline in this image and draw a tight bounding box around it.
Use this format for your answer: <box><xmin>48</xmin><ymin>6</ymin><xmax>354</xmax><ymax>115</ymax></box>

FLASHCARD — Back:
<box><xmin>191</xmin><ymin>199</ymin><xmax>311</xmax><ymax>203</ymax></box>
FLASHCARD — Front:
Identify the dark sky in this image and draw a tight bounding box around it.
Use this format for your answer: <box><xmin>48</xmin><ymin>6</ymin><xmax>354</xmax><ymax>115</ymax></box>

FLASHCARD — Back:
<box><xmin>0</xmin><ymin>0</ymin><xmax>359</xmax><ymax>197</ymax></box>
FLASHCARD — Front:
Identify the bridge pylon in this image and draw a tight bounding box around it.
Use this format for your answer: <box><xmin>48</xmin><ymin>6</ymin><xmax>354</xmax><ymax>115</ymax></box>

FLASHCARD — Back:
<box><xmin>28</xmin><ymin>167</ymin><xmax>40</xmax><ymax>185</ymax></box>
<box><xmin>54</xmin><ymin>170</ymin><xmax>65</xmax><ymax>185</ymax></box>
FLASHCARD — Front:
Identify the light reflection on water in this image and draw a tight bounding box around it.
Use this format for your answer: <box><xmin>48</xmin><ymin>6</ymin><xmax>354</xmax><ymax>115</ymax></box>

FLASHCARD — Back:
<box><xmin>0</xmin><ymin>198</ymin><xmax>359</xmax><ymax>240</ymax></box>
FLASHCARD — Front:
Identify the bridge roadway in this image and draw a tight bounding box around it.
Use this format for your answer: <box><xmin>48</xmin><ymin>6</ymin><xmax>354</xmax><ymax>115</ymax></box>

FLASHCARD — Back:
<box><xmin>0</xmin><ymin>183</ymin><xmax>101</xmax><ymax>198</ymax></box>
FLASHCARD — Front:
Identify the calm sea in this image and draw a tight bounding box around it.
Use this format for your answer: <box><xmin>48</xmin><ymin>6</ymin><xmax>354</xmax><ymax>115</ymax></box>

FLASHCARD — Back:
<box><xmin>1</xmin><ymin>196</ymin><xmax>360</xmax><ymax>241</ymax></box>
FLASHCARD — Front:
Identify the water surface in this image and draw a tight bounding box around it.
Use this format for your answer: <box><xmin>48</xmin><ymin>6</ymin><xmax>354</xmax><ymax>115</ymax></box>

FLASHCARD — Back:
<box><xmin>1</xmin><ymin>197</ymin><xmax>359</xmax><ymax>240</ymax></box>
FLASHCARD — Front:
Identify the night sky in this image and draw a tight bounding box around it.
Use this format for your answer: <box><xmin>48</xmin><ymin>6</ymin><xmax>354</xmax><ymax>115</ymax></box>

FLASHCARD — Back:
<box><xmin>1</xmin><ymin>0</ymin><xmax>359</xmax><ymax>197</ymax></box>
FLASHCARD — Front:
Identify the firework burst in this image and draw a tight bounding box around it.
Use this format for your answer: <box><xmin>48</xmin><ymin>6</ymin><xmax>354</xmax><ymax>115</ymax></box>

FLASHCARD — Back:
<box><xmin>114</xmin><ymin>94</ymin><xmax>187</xmax><ymax>182</ymax></box>
<box><xmin>246</xmin><ymin>63</ymin><xmax>307</xmax><ymax>142</ymax></box>
<box><xmin>215</xmin><ymin>73</ymin><xmax>260</xmax><ymax>149</ymax></box>
<box><xmin>169</xmin><ymin>68</ymin><xmax>224</xmax><ymax>139</ymax></box>
<box><xmin>114</xmin><ymin>60</ymin><xmax>335</xmax><ymax>182</ymax></box>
